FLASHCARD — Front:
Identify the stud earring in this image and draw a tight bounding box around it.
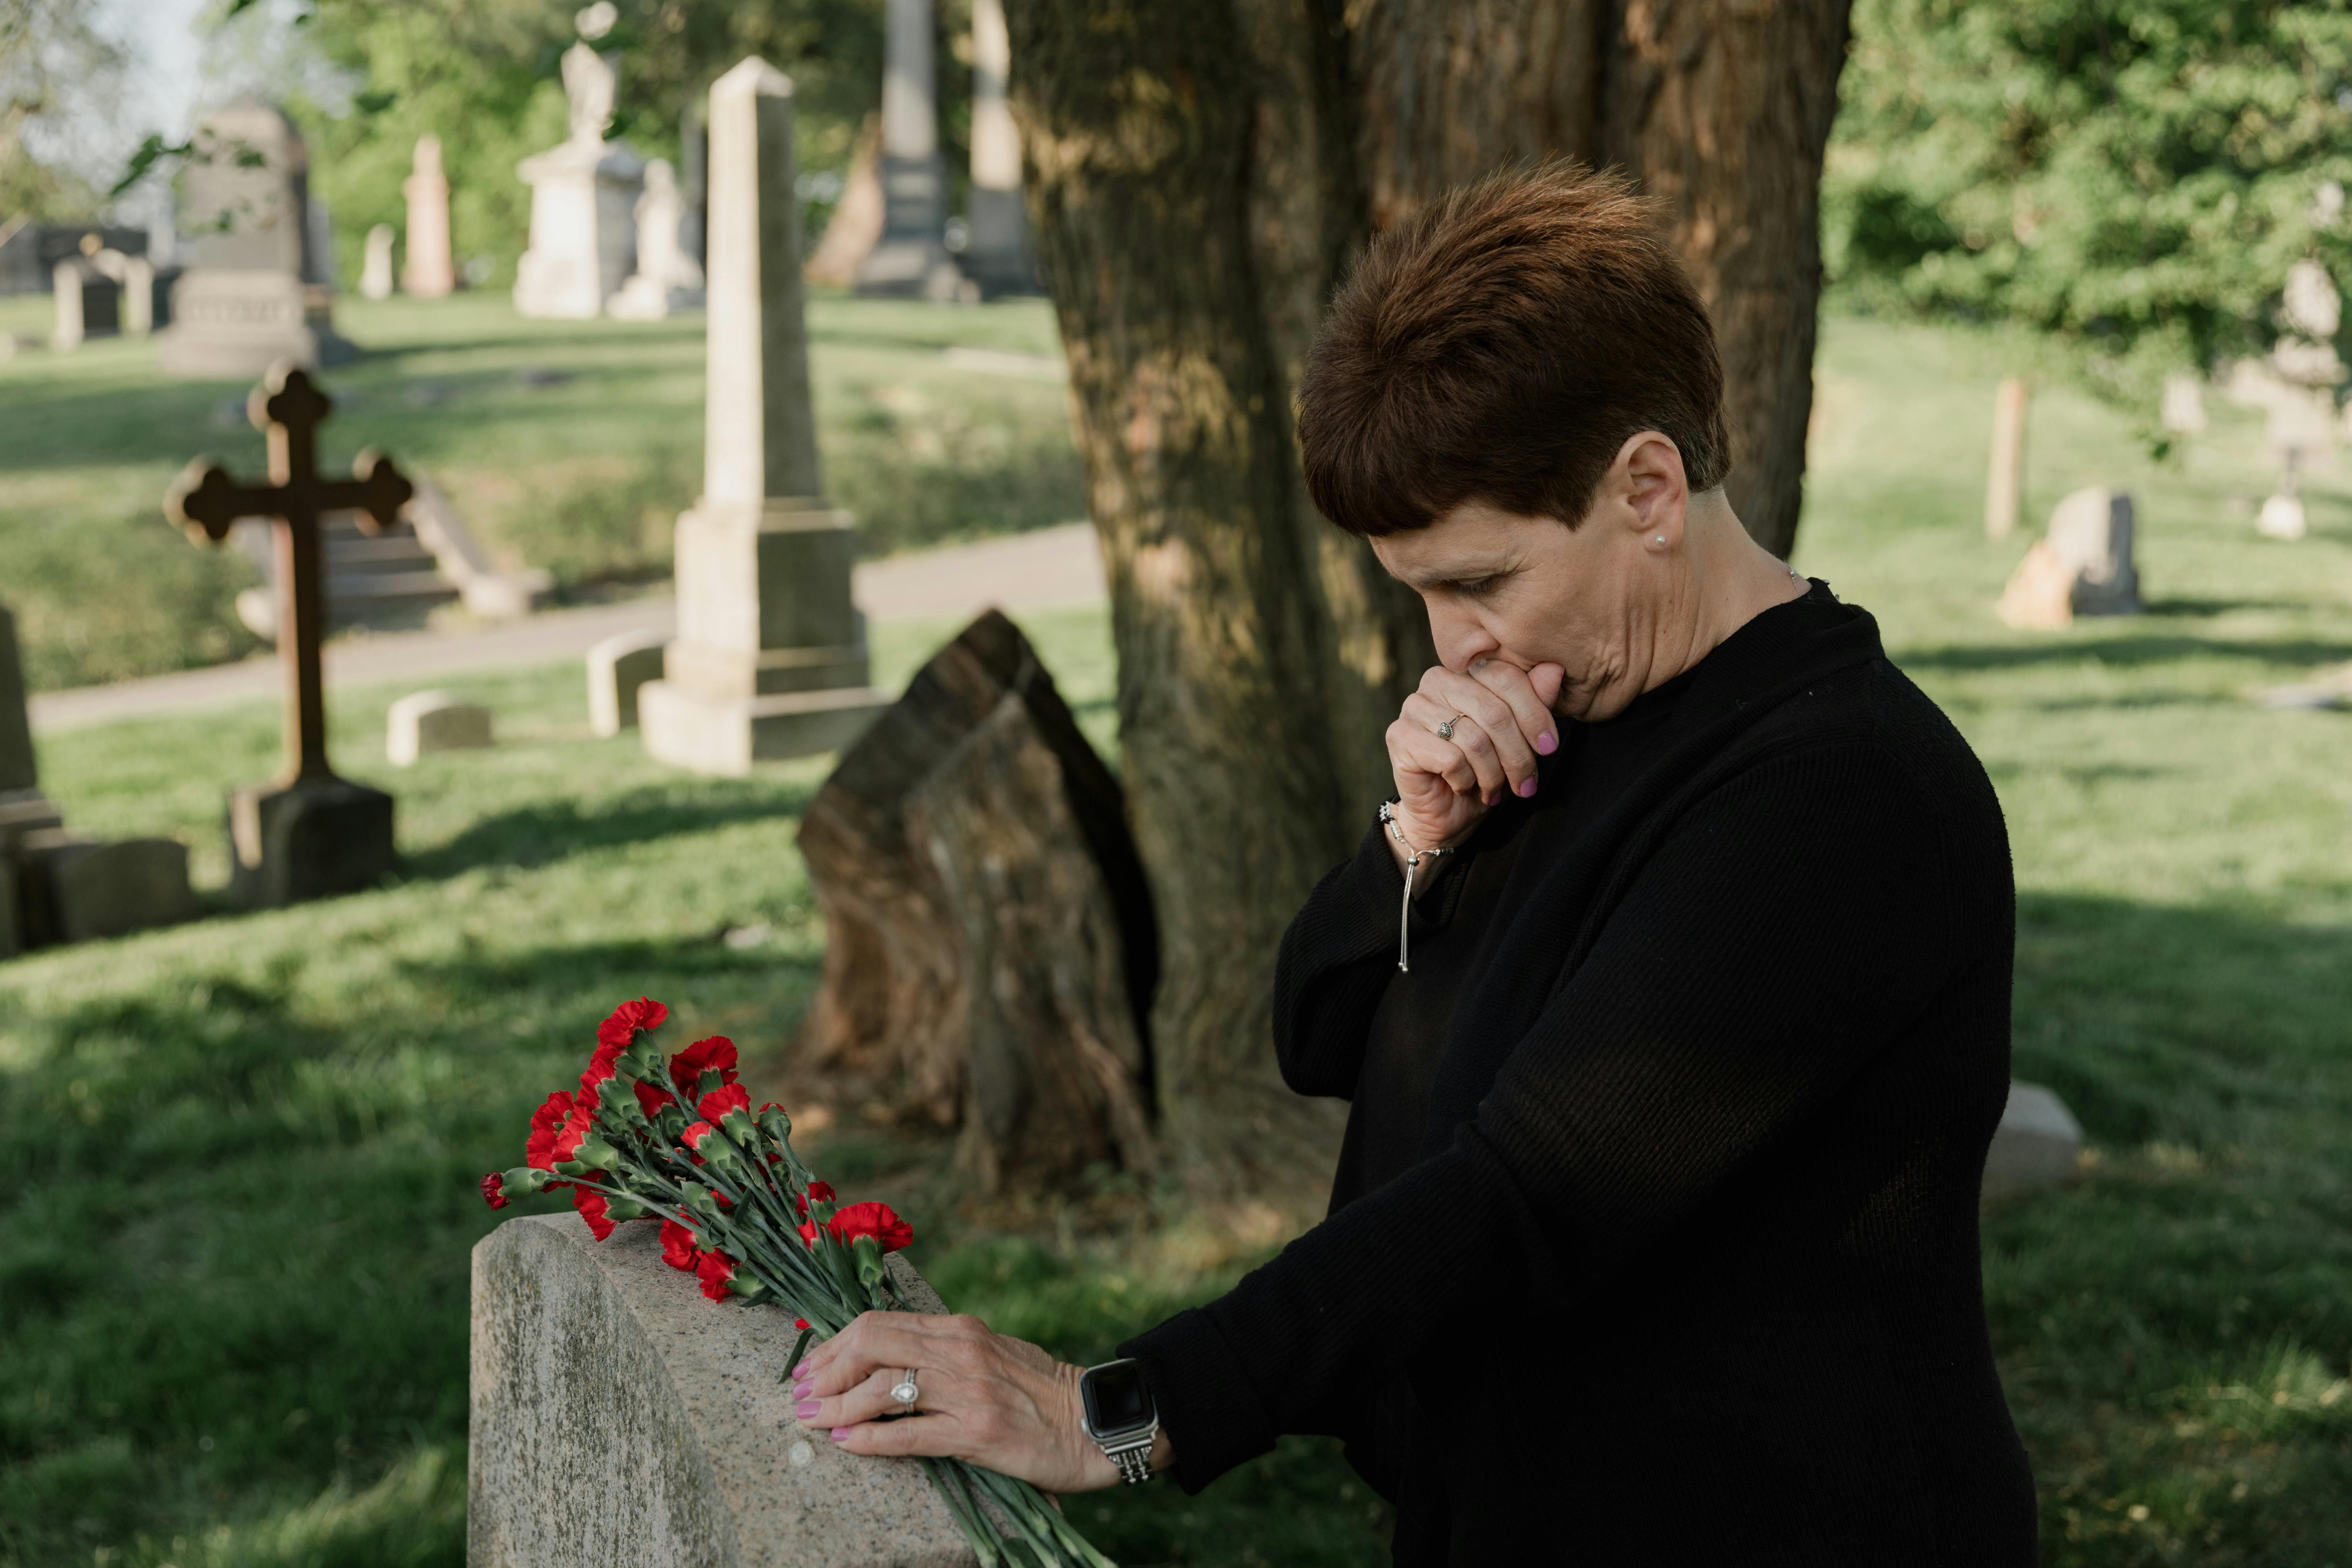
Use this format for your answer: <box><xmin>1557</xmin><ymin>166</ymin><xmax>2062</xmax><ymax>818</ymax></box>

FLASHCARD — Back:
<box><xmin>1653</xmin><ymin>535</ymin><xmax>1667</xmax><ymax>546</ymax></box>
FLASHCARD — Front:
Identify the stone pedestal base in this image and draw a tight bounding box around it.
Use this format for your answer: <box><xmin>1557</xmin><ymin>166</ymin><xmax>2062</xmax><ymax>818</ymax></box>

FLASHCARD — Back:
<box><xmin>17</xmin><ymin>831</ymin><xmax>198</xmax><ymax>944</ymax></box>
<box><xmin>228</xmin><ymin>775</ymin><xmax>398</xmax><ymax>907</ymax></box>
<box><xmin>856</xmin><ymin>155</ymin><xmax>965</xmax><ymax>301</ymax></box>
<box><xmin>638</xmin><ymin>681</ymin><xmax>890</xmax><ymax>777</ymax></box>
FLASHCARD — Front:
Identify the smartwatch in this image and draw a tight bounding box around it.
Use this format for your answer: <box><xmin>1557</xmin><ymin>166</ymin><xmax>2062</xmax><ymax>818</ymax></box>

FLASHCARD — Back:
<box><xmin>1077</xmin><ymin>1357</ymin><xmax>1160</xmax><ymax>1484</ymax></box>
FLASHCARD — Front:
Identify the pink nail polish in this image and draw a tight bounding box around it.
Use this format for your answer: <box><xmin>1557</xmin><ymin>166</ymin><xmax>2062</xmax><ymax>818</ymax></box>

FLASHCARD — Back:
<box><xmin>1536</xmin><ymin>732</ymin><xmax>1557</xmax><ymax>754</ymax></box>
<box><xmin>792</xmin><ymin>1379</ymin><xmax>813</xmax><ymax>1399</ymax></box>
<box><xmin>1516</xmin><ymin>777</ymin><xmax>1538</xmax><ymax>798</ymax></box>
<box><xmin>796</xmin><ymin>1399</ymin><xmax>822</xmax><ymax>1418</ymax></box>
<box><xmin>1485</xmin><ymin>790</ymin><xmax>1500</xmax><ymax>806</ymax></box>
<box><xmin>793</xmin><ymin>1361</ymin><xmax>811</xmax><ymax>1377</ymax></box>
<box><xmin>830</xmin><ymin>1426</ymin><xmax>853</xmax><ymax>1441</ymax></box>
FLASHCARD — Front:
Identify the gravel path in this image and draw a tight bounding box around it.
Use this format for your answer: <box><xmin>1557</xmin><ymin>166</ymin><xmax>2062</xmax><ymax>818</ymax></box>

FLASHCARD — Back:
<box><xmin>29</xmin><ymin>522</ymin><xmax>1104</xmax><ymax>735</ymax></box>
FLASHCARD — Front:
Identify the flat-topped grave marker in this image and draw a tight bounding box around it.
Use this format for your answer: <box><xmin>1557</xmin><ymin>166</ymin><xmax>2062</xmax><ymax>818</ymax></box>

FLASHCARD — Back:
<box><xmin>166</xmin><ymin>362</ymin><xmax>411</xmax><ymax>905</ymax></box>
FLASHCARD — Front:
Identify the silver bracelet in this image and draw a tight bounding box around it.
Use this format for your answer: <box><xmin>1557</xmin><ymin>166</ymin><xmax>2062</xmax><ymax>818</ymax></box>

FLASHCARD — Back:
<box><xmin>1378</xmin><ymin>799</ymin><xmax>1445</xmax><ymax>973</ymax></box>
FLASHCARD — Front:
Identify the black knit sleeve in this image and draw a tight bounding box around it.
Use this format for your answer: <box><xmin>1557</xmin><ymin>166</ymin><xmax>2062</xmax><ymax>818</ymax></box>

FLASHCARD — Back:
<box><xmin>1272</xmin><ymin>818</ymin><xmax>1473</xmax><ymax>1100</ymax></box>
<box><xmin>1124</xmin><ymin>742</ymin><xmax>1972</xmax><ymax>1492</ymax></box>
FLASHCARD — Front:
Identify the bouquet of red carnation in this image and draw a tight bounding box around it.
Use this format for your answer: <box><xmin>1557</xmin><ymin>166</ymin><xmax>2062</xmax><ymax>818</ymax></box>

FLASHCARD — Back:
<box><xmin>481</xmin><ymin>997</ymin><xmax>1113</xmax><ymax>1568</ymax></box>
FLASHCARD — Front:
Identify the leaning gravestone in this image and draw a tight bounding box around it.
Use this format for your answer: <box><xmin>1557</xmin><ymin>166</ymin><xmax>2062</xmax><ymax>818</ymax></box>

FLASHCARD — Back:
<box><xmin>1997</xmin><ymin>487</ymin><xmax>2141</xmax><ymax>630</ymax></box>
<box><xmin>471</xmin><ymin>1213</ymin><xmax>976</xmax><ymax>1567</ymax></box>
<box><xmin>156</xmin><ymin>100</ymin><xmax>355</xmax><ymax>376</ymax></box>
<box><xmin>636</xmin><ymin>58</ymin><xmax>890</xmax><ymax>774</ymax></box>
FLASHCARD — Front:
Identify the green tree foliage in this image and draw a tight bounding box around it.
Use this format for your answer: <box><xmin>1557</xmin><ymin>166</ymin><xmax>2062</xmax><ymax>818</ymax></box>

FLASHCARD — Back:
<box><xmin>1826</xmin><ymin>0</ymin><xmax>2352</xmax><ymax>397</ymax></box>
<box><xmin>283</xmin><ymin>0</ymin><xmax>949</xmax><ymax>290</ymax></box>
<box><xmin>0</xmin><ymin>0</ymin><xmax>124</xmax><ymax>221</ymax></box>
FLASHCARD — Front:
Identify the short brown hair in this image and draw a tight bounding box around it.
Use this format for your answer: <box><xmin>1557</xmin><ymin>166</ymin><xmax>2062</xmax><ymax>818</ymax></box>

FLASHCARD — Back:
<box><xmin>1298</xmin><ymin>163</ymin><xmax>1730</xmax><ymax>537</ymax></box>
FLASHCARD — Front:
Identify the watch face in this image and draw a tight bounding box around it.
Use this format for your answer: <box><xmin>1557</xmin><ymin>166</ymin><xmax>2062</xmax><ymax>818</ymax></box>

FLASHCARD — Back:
<box><xmin>1082</xmin><ymin>1360</ymin><xmax>1154</xmax><ymax>1434</ymax></box>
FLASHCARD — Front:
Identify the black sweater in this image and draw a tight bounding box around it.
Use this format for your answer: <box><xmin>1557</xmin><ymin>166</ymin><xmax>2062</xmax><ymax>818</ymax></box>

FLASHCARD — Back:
<box><xmin>1120</xmin><ymin>585</ymin><xmax>2039</xmax><ymax>1565</ymax></box>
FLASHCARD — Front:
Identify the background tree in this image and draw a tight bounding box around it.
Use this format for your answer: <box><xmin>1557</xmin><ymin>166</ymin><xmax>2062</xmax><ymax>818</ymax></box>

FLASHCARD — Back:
<box><xmin>1826</xmin><ymin>0</ymin><xmax>2352</xmax><ymax>408</ymax></box>
<box><xmin>1007</xmin><ymin>0</ymin><xmax>1853</xmax><ymax>1187</ymax></box>
<box><xmin>0</xmin><ymin>0</ymin><xmax>127</xmax><ymax>221</ymax></box>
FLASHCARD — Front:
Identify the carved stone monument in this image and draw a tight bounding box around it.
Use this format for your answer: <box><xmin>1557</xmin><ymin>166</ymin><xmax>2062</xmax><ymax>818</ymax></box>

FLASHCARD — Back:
<box><xmin>855</xmin><ymin>0</ymin><xmax>961</xmax><ymax>300</ymax></box>
<box><xmin>960</xmin><ymin>0</ymin><xmax>1035</xmax><ymax>297</ymax></box>
<box><xmin>360</xmin><ymin>224</ymin><xmax>396</xmax><ymax>300</ymax></box>
<box><xmin>1997</xmin><ymin>486</ymin><xmax>2142</xmax><ymax>631</ymax></box>
<box><xmin>513</xmin><ymin>15</ymin><xmax>646</xmax><ymax>320</ymax></box>
<box><xmin>638</xmin><ymin>60</ymin><xmax>891</xmax><ymax>775</ymax></box>
<box><xmin>607</xmin><ymin>159</ymin><xmax>706</xmax><ymax>320</ymax></box>
<box><xmin>166</xmin><ymin>363</ymin><xmax>411</xmax><ymax>905</ymax></box>
<box><xmin>470</xmin><ymin>1213</ymin><xmax>976</xmax><ymax>1567</ymax></box>
<box><xmin>401</xmin><ymin>135</ymin><xmax>456</xmax><ymax>298</ymax></box>
<box><xmin>155</xmin><ymin>100</ymin><xmax>355</xmax><ymax>376</ymax></box>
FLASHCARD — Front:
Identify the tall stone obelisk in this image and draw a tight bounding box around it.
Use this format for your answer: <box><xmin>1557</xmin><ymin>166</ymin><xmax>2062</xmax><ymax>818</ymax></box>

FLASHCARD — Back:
<box><xmin>638</xmin><ymin>59</ymin><xmax>891</xmax><ymax>777</ymax></box>
<box><xmin>854</xmin><ymin>0</ymin><xmax>961</xmax><ymax>299</ymax></box>
<box><xmin>961</xmin><ymin>0</ymin><xmax>1035</xmax><ymax>296</ymax></box>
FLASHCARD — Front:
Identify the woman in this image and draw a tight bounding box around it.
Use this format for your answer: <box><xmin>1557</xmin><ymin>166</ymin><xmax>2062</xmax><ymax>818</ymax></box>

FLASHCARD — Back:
<box><xmin>793</xmin><ymin>165</ymin><xmax>2039</xmax><ymax>1564</ymax></box>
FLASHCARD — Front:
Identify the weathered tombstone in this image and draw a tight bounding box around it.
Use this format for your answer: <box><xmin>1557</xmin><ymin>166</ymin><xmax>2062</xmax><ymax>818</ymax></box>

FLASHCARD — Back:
<box><xmin>88</xmin><ymin>247</ymin><xmax>155</xmax><ymax>336</ymax></box>
<box><xmin>156</xmin><ymin>100</ymin><xmax>354</xmax><ymax>376</ymax></box>
<box><xmin>607</xmin><ymin>158</ymin><xmax>706</xmax><ymax>320</ymax></box>
<box><xmin>1981</xmin><ymin>1081</ymin><xmax>2083</xmax><ymax>1198</ymax></box>
<box><xmin>360</xmin><ymin>224</ymin><xmax>396</xmax><ymax>300</ymax></box>
<box><xmin>1982</xmin><ymin>376</ymin><xmax>2027</xmax><ymax>541</ymax></box>
<box><xmin>401</xmin><ymin>135</ymin><xmax>456</xmax><ymax>297</ymax></box>
<box><xmin>960</xmin><ymin>0</ymin><xmax>1034</xmax><ymax>297</ymax></box>
<box><xmin>855</xmin><ymin>0</ymin><xmax>962</xmax><ymax>300</ymax></box>
<box><xmin>799</xmin><ymin>610</ymin><xmax>1156</xmax><ymax>1190</ymax></box>
<box><xmin>471</xmin><ymin>1213</ymin><xmax>977</xmax><ymax>1567</ymax></box>
<box><xmin>166</xmin><ymin>363</ymin><xmax>410</xmax><ymax>905</ymax></box>
<box><xmin>387</xmin><ymin>691</ymin><xmax>493</xmax><ymax>765</ymax></box>
<box><xmin>50</xmin><ymin>256</ymin><xmax>119</xmax><ymax>350</ymax></box>
<box><xmin>1997</xmin><ymin>487</ymin><xmax>2140</xmax><ymax>630</ymax></box>
<box><xmin>513</xmin><ymin>16</ymin><xmax>646</xmax><ymax>319</ymax></box>
<box><xmin>638</xmin><ymin>59</ymin><xmax>891</xmax><ymax>775</ymax></box>
<box><xmin>587</xmin><ymin>628</ymin><xmax>666</xmax><ymax>736</ymax></box>
<box><xmin>2160</xmin><ymin>371</ymin><xmax>2207</xmax><ymax>436</ymax></box>
<box><xmin>2254</xmin><ymin>259</ymin><xmax>2343</xmax><ymax>540</ymax></box>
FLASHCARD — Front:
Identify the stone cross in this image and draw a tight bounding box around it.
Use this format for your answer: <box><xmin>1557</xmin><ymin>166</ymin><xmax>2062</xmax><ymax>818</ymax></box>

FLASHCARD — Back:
<box><xmin>167</xmin><ymin>363</ymin><xmax>413</xmax><ymax>785</ymax></box>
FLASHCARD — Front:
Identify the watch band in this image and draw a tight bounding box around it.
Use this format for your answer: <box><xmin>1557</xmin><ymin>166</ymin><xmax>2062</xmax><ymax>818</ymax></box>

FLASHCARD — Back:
<box><xmin>1103</xmin><ymin>1435</ymin><xmax>1154</xmax><ymax>1484</ymax></box>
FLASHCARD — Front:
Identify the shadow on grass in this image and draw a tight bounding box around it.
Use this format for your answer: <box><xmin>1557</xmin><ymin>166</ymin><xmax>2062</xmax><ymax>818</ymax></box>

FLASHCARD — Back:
<box><xmin>1900</xmin><ymin>635</ymin><xmax>2352</xmax><ymax>673</ymax></box>
<box><xmin>403</xmin><ymin>785</ymin><xmax>817</xmax><ymax>879</ymax></box>
<box><xmin>393</xmin><ymin>932</ymin><xmax>820</xmax><ymax>1004</ymax></box>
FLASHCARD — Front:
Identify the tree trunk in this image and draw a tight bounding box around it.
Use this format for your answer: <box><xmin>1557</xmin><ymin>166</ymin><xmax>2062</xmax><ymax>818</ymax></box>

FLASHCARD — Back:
<box><xmin>1006</xmin><ymin>0</ymin><xmax>1852</xmax><ymax>1189</ymax></box>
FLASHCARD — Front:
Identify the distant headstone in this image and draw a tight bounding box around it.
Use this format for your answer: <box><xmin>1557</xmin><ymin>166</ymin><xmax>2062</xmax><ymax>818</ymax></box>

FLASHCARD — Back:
<box><xmin>1981</xmin><ymin>1082</ymin><xmax>2082</xmax><ymax>1198</ymax></box>
<box><xmin>387</xmin><ymin>691</ymin><xmax>493</xmax><ymax>765</ymax></box>
<box><xmin>639</xmin><ymin>60</ymin><xmax>891</xmax><ymax>775</ymax></box>
<box><xmin>470</xmin><ymin>1214</ymin><xmax>975</xmax><ymax>1567</ymax></box>
<box><xmin>960</xmin><ymin>0</ymin><xmax>1034</xmax><ymax>297</ymax></box>
<box><xmin>401</xmin><ymin>135</ymin><xmax>455</xmax><ymax>297</ymax></box>
<box><xmin>856</xmin><ymin>0</ymin><xmax>963</xmax><ymax>300</ymax></box>
<box><xmin>513</xmin><ymin>26</ymin><xmax>646</xmax><ymax>319</ymax></box>
<box><xmin>0</xmin><ymin>603</ymin><xmax>38</xmax><ymax>795</ymax></box>
<box><xmin>155</xmin><ymin>100</ymin><xmax>356</xmax><ymax>377</ymax></box>
<box><xmin>587</xmin><ymin>628</ymin><xmax>666</xmax><ymax>735</ymax></box>
<box><xmin>50</xmin><ymin>257</ymin><xmax>119</xmax><ymax>350</ymax></box>
<box><xmin>2160</xmin><ymin>371</ymin><xmax>2206</xmax><ymax>436</ymax></box>
<box><xmin>607</xmin><ymin>159</ymin><xmax>706</xmax><ymax>320</ymax></box>
<box><xmin>360</xmin><ymin>224</ymin><xmax>396</xmax><ymax>300</ymax></box>
<box><xmin>1998</xmin><ymin>487</ymin><xmax>2141</xmax><ymax>630</ymax></box>
<box><xmin>87</xmin><ymin>247</ymin><xmax>155</xmax><ymax>335</ymax></box>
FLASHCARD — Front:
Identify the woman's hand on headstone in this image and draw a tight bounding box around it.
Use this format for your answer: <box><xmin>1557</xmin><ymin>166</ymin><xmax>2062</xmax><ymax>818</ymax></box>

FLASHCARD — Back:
<box><xmin>791</xmin><ymin>1310</ymin><xmax>1126</xmax><ymax>1493</ymax></box>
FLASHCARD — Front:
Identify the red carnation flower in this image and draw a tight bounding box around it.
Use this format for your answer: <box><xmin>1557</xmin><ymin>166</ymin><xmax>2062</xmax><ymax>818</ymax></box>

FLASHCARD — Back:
<box><xmin>829</xmin><ymin>1201</ymin><xmax>913</xmax><ymax>1253</ymax></box>
<box><xmin>660</xmin><ymin>1219</ymin><xmax>704</xmax><ymax>1272</ymax></box>
<box><xmin>668</xmin><ymin>1035</ymin><xmax>740</xmax><ymax>1094</ymax></box>
<box><xmin>573</xmin><ymin>1185</ymin><xmax>616</xmax><ymax>1242</ymax></box>
<box><xmin>697</xmin><ymin>1083</ymin><xmax>751</xmax><ymax>1122</ymax></box>
<box><xmin>632</xmin><ymin>1080</ymin><xmax>676</xmax><ymax>1119</ymax></box>
<box><xmin>680</xmin><ymin>1120</ymin><xmax>720</xmax><ymax>1164</ymax></box>
<box><xmin>525</xmin><ymin>1091</ymin><xmax>577</xmax><ymax>1171</ymax></box>
<box><xmin>553</xmin><ymin>1103</ymin><xmax>594</xmax><ymax>1164</ymax></box>
<box><xmin>480</xmin><ymin>1172</ymin><xmax>509</xmax><ymax>1210</ymax></box>
<box><xmin>598</xmin><ymin>996</ymin><xmax>668</xmax><ymax>1050</ymax></box>
<box><xmin>578</xmin><ymin>1038</ymin><xmax>624</xmax><ymax>1101</ymax></box>
<box><xmin>795</xmin><ymin>1317</ymin><xmax>810</xmax><ymax>1331</ymax></box>
<box><xmin>695</xmin><ymin>1248</ymin><xmax>737</xmax><ymax>1302</ymax></box>
<box><xmin>793</xmin><ymin>1178</ymin><xmax>837</xmax><ymax>1218</ymax></box>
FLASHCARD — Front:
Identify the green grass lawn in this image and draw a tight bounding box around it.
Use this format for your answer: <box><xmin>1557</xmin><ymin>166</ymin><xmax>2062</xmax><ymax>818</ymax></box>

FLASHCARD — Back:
<box><xmin>0</xmin><ymin>290</ymin><xmax>1083</xmax><ymax>693</ymax></box>
<box><xmin>1</xmin><ymin>310</ymin><xmax>2349</xmax><ymax>1568</ymax></box>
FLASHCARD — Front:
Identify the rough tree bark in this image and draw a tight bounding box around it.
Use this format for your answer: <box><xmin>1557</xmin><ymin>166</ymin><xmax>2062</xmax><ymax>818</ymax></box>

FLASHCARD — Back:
<box><xmin>1007</xmin><ymin>0</ymin><xmax>1852</xmax><ymax>1186</ymax></box>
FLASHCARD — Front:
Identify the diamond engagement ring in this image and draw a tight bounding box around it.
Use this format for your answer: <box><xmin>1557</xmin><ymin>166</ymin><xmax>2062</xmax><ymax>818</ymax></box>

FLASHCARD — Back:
<box><xmin>890</xmin><ymin>1369</ymin><xmax>919</xmax><ymax>1414</ymax></box>
<box><xmin>1436</xmin><ymin>713</ymin><xmax>1467</xmax><ymax>741</ymax></box>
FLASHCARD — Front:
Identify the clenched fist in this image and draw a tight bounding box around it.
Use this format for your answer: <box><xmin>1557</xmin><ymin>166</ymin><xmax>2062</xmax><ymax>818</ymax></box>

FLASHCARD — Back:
<box><xmin>1385</xmin><ymin>657</ymin><xmax>1567</xmax><ymax>868</ymax></box>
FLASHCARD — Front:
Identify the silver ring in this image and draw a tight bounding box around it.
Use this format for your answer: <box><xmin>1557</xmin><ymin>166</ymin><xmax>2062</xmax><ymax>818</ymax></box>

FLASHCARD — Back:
<box><xmin>890</xmin><ymin>1368</ymin><xmax>919</xmax><ymax>1414</ymax></box>
<box><xmin>1436</xmin><ymin>713</ymin><xmax>1467</xmax><ymax>742</ymax></box>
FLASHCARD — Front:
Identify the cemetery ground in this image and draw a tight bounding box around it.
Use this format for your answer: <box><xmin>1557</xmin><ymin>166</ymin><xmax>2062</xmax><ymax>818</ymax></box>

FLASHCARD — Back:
<box><xmin>3</xmin><ymin>310</ymin><xmax>2351</xmax><ymax>1568</ymax></box>
<box><xmin>0</xmin><ymin>290</ymin><xmax>1083</xmax><ymax>693</ymax></box>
